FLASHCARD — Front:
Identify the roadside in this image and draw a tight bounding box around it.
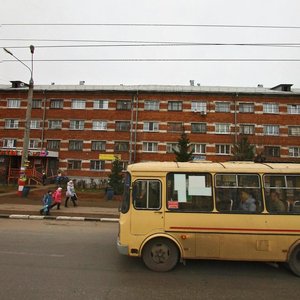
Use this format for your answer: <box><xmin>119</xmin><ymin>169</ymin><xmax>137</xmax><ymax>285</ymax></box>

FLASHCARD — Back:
<box><xmin>0</xmin><ymin>184</ymin><xmax>120</xmax><ymax>219</ymax></box>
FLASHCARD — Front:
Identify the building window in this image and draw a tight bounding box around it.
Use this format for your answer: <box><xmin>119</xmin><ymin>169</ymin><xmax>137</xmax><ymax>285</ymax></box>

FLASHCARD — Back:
<box><xmin>167</xmin><ymin>122</ymin><xmax>183</xmax><ymax>132</ymax></box>
<box><xmin>30</xmin><ymin>119</ymin><xmax>41</xmax><ymax>129</ymax></box>
<box><xmin>116</xmin><ymin>121</ymin><xmax>131</xmax><ymax>131</ymax></box>
<box><xmin>144</xmin><ymin>100</ymin><xmax>159</xmax><ymax>111</ymax></box>
<box><xmin>191</xmin><ymin>101</ymin><xmax>206</xmax><ymax>113</ymax></box>
<box><xmin>240</xmin><ymin>124</ymin><xmax>255</xmax><ymax>135</ymax></box>
<box><xmin>91</xmin><ymin>141</ymin><xmax>106</xmax><ymax>151</ymax></box>
<box><xmin>5</xmin><ymin>119</ymin><xmax>19</xmax><ymax>129</ymax></box>
<box><xmin>263</xmin><ymin>125</ymin><xmax>279</xmax><ymax>136</ymax></box>
<box><xmin>216</xmin><ymin>123</ymin><xmax>230</xmax><ymax>134</ymax></box>
<box><xmin>47</xmin><ymin>140</ymin><xmax>60</xmax><ymax>151</ymax></box>
<box><xmin>166</xmin><ymin>143</ymin><xmax>179</xmax><ymax>153</ymax></box>
<box><xmin>143</xmin><ymin>122</ymin><xmax>159</xmax><ymax>132</ymax></box>
<box><xmin>3</xmin><ymin>139</ymin><xmax>17</xmax><ymax>148</ymax></box>
<box><xmin>48</xmin><ymin>120</ymin><xmax>62</xmax><ymax>129</ymax></box>
<box><xmin>94</xmin><ymin>99</ymin><xmax>108</xmax><ymax>109</ymax></box>
<box><xmin>50</xmin><ymin>99</ymin><xmax>64</xmax><ymax>109</ymax></box>
<box><xmin>116</xmin><ymin>100</ymin><xmax>131</xmax><ymax>110</ymax></box>
<box><xmin>29</xmin><ymin>139</ymin><xmax>41</xmax><ymax>149</ymax></box>
<box><xmin>143</xmin><ymin>142</ymin><xmax>158</xmax><ymax>152</ymax></box>
<box><xmin>70</xmin><ymin>120</ymin><xmax>84</xmax><ymax>130</ymax></box>
<box><xmin>71</xmin><ymin>99</ymin><xmax>86</xmax><ymax>109</ymax></box>
<box><xmin>263</xmin><ymin>103</ymin><xmax>279</xmax><ymax>114</ymax></box>
<box><xmin>191</xmin><ymin>143</ymin><xmax>206</xmax><ymax>154</ymax></box>
<box><xmin>287</xmin><ymin>104</ymin><xmax>300</xmax><ymax>114</ymax></box>
<box><xmin>92</xmin><ymin>120</ymin><xmax>107</xmax><ymax>130</ymax></box>
<box><xmin>68</xmin><ymin>160</ymin><xmax>81</xmax><ymax>170</ymax></box>
<box><xmin>288</xmin><ymin>126</ymin><xmax>300</xmax><ymax>136</ymax></box>
<box><xmin>215</xmin><ymin>102</ymin><xmax>230</xmax><ymax>112</ymax></box>
<box><xmin>289</xmin><ymin>147</ymin><xmax>300</xmax><ymax>157</ymax></box>
<box><xmin>69</xmin><ymin>140</ymin><xmax>83</xmax><ymax>151</ymax></box>
<box><xmin>114</xmin><ymin>141</ymin><xmax>129</xmax><ymax>152</ymax></box>
<box><xmin>239</xmin><ymin>103</ymin><xmax>254</xmax><ymax>113</ymax></box>
<box><xmin>168</xmin><ymin>101</ymin><xmax>182</xmax><ymax>111</ymax></box>
<box><xmin>7</xmin><ymin>99</ymin><xmax>21</xmax><ymax>108</ymax></box>
<box><xmin>90</xmin><ymin>160</ymin><xmax>105</xmax><ymax>170</ymax></box>
<box><xmin>264</xmin><ymin>146</ymin><xmax>280</xmax><ymax>157</ymax></box>
<box><xmin>216</xmin><ymin>144</ymin><xmax>231</xmax><ymax>154</ymax></box>
<box><xmin>32</xmin><ymin>99</ymin><xmax>42</xmax><ymax>109</ymax></box>
<box><xmin>191</xmin><ymin>123</ymin><xmax>207</xmax><ymax>133</ymax></box>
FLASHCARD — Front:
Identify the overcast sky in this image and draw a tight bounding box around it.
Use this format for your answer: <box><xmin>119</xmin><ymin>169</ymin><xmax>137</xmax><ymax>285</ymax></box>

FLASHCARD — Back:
<box><xmin>1</xmin><ymin>0</ymin><xmax>299</xmax><ymax>88</ymax></box>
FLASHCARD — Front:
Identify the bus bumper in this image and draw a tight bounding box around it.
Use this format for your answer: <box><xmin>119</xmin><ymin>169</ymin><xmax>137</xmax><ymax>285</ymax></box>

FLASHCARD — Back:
<box><xmin>117</xmin><ymin>238</ymin><xmax>129</xmax><ymax>255</ymax></box>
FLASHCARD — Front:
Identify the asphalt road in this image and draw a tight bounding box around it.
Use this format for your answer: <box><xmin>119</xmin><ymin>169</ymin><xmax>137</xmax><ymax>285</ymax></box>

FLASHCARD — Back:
<box><xmin>0</xmin><ymin>219</ymin><xmax>299</xmax><ymax>300</ymax></box>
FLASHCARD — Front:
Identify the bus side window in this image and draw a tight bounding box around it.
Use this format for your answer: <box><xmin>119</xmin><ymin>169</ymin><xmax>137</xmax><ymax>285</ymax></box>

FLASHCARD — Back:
<box><xmin>133</xmin><ymin>180</ymin><xmax>161</xmax><ymax>210</ymax></box>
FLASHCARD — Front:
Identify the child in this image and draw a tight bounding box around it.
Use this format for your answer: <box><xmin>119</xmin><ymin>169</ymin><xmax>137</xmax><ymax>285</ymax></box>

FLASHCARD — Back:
<box><xmin>40</xmin><ymin>190</ymin><xmax>53</xmax><ymax>215</ymax></box>
<box><xmin>50</xmin><ymin>187</ymin><xmax>63</xmax><ymax>210</ymax></box>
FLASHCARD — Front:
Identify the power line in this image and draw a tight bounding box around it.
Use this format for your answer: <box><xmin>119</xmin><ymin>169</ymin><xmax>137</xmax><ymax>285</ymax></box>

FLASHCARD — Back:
<box><xmin>2</xmin><ymin>23</ymin><xmax>300</xmax><ymax>29</ymax></box>
<box><xmin>2</xmin><ymin>42</ymin><xmax>300</xmax><ymax>49</ymax></box>
<box><xmin>3</xmin><ymin>58</ymin><xmax>300</xmax><ymax>62</ymax></box>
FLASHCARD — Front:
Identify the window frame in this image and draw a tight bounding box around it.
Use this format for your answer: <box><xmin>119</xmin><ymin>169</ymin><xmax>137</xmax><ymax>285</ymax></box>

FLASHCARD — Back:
<box><xmin>91</xmin><ymin>141</ymin><xmax>106</xmax><ymax>151</ymax></box>
<box><xmin>71</xmin><ymin>99</ymin><xmax>86</xmax><ymax>109</ymax></box>
<box><xmin>263</xmin><ymin>103</ymin><xmax>279</xmax><ymax>114</ymax></box>
<box><xmin>50</xmin><ymin>99</ymin><xmax>64</xmax><ymax>109</ymax></box>
<box><xmin>7</xmin><ymin>99</ymin><xmax>21</xmax><ymax>108</ymax></box>
<box><xmin>142</xmin><ymin>142</ymin><xmax>158</xmax><ymax>152</ymax></box>
<box><xmin>46</xmin><ymin>140</ymin><xmax>60</xmax><ymax>151</ymax></box>
<box><xmin>215</xmin><ymin>101</ymin><xmax>230</xmax><ymax>113</ymax></box>
<box><xmin>5</xmin><ymin>119</ymin><xmax>19</xmax><ymax>129</ymax></box>
<box><xmin>70</xmin><ymin>120</ymin><xmax>85</xmax><ymax>130</ymax></box>
<box><xmin>94</xmin><ymin>99</ymin><xmax>108</xmax><ymax>109</ymax></box>
<box><xmin>133</xmin><ymin>179</ymin><xmax>162</xmax><ymax>210</ymax></box>
<box><xmin>144</xmin><ymin>100</ymin><xmax>160</xmax><ymax>111</ymax></box>
<box><xmin>168</xmin><ymin>101</ymin><xmax>182</xmax><ymax>111</ymax></box>
<box><xmin>48</xmin><ymin>120</ymin><xmax>62</xmax><ymax>130</ymax></box>
<box><xmin>68</xmin><ymin>140</ymin><xmax>84</xmax><ymax>151</ymax></box>
<box><xmin>3</xmin><ymin>138</ymin><xmax>17</xmax><ymax>148</ymax></box>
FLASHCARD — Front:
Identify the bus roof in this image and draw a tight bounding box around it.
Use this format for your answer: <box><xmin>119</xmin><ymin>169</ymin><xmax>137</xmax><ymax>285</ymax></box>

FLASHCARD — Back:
<box><xmin>127</xmin><ymin>161</ymin><xmax>300</xmax><ymax>174</ymax></box>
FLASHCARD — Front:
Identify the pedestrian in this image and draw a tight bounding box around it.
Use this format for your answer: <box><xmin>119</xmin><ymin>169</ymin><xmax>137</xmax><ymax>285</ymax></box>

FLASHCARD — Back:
<box><xmin>64</xmin><ymin>180</ymin><xmax>77</xmax><ymax>207</ymax></box>
<box><xmin>39</xmin><ymin>190</ymin><xmax>53</xmax><ymax>215</ymax></box>
<box><xmin>55</xmin><ymin>170</ymin><xmax>63</xmax><ymax>187</ymax></box>
<box><xmin>50</xmin><ymin>187</ymin><xmax>63</xmax><ymax>210</ymax></box>
<box><xmin>42</xmin><ymin>170</ymin><xmax>47</xmax><ymax>185</ymax></box>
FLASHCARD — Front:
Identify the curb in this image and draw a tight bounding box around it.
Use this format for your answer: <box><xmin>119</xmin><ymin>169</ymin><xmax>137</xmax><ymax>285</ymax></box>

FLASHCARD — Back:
<box><xmin>0</xmin><ymin>213</ymin><xmax>119</xmax><ymax>222</ymax></box>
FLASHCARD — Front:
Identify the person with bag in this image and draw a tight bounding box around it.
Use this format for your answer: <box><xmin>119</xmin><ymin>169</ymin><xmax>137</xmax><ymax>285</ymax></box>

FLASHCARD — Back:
<box><xmin>64</xmin><ymin>180</ymin><xmax>77</xmax><ymax>207</ymax></box>
<box><xmin>39</xmin><ymin>190</ymin><xmax>53</xmax><ymax>215</ymax></box>
<box><xmin>50</xmin><ymin>187</ymin><xmax>63</xmax><ymax>210</ymax></box>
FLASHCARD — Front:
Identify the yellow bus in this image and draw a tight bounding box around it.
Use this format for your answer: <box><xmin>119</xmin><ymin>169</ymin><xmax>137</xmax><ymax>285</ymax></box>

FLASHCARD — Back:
<box><xmin>117</xmin><ymin>161</ymin><xmax>300</xmax><ymax>276</ymax></box>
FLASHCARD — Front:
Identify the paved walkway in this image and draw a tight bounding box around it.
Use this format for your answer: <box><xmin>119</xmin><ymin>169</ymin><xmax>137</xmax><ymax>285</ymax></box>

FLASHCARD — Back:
<box><xmin>0</xmin><ymin>187</ymin><xmax>120</xmax><ymax>221</ymax></box>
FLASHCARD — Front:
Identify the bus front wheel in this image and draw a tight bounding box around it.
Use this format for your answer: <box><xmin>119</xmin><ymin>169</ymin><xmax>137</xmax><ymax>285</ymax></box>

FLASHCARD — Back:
<box><xmin>142</xmin><ymin>238</ymin><xmax>179</xmax><ymax>272</ymax></box>
<box><xmin>288</xmin><ymin>245</ymin><xmax>300</xmax><ymax>277</ymax></box>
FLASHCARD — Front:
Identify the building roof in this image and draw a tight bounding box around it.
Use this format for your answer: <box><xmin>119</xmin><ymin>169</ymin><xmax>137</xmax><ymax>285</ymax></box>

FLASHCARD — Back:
<box><xmin>0</xmin><ymin>83</ymin><xmax>300</xmax><ymax>95</ymax></box>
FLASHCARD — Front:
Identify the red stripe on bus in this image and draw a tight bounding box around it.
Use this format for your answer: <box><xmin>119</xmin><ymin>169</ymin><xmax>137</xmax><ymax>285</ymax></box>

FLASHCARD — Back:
<box><xmin>169</xmin><ymin>227</ymin><xmax>300</xmax><ymax>233</ymax></box>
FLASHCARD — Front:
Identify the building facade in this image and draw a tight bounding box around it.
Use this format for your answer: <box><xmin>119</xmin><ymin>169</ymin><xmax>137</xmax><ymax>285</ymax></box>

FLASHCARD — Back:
<box><xmin>0</xmin><ymin>83</ymin><xmax>300</xmax><ymax>184</ymax></box>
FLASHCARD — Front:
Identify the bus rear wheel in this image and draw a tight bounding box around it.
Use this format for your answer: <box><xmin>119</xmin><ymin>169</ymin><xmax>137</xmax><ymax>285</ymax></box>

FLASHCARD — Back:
<box><xmin>142</xmin><ymin>238</ymin><xmax>179</xmax><ymax>272</ymax></box>
<box><xmin>288</xmin><ymin>245</ymin><xmax>300</xmax><ymax>277</ymax></box>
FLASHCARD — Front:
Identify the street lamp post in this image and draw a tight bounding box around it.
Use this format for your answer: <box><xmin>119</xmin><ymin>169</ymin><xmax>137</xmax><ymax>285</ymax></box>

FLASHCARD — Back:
<box><xmin>3</xmin><ymin>46</ymin><xmax>35</xmax><ymax>189</ymax></box>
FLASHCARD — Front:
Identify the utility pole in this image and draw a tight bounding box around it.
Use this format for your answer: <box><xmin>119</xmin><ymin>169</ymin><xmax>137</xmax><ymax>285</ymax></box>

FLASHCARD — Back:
<box><xmin>3</xmin><ymin>46</ymin><xmax>35</xmax><ymax>193</ymax></box>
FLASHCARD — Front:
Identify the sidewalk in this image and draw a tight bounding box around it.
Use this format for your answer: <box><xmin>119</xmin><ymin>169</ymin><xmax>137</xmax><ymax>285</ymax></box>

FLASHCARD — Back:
<box><xmin>0</xmin><ymin>186</ymin><xmax>120</xmax><ymax>221</ymax></box>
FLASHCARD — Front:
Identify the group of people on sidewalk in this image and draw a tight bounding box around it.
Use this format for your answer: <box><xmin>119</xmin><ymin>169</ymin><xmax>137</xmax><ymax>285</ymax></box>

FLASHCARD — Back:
<box><xmin>40</xmin><ymin>179</ymin><xmax>78</xmax><ymax>215</ymax></box>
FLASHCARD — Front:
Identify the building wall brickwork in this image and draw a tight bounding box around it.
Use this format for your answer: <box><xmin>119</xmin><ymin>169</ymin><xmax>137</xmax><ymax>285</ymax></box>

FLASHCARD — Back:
<box><xmin>1</xmin><ymin>84</ymin><xmax>300</xmax><ymax>181</ymax></box>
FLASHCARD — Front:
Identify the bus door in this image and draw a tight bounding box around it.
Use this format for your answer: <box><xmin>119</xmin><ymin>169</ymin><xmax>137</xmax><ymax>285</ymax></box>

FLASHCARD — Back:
<box><xmin>130</xmin><ymin>179</ymin><xmax>164</xmax><ymax>235</ymax></box>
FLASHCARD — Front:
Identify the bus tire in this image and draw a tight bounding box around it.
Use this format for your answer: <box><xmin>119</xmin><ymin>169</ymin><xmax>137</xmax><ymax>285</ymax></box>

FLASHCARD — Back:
<box><xmin>142</xmin><ymin>238</ymin><xmax>179</xmax><ymax>272</ymax></box>
<box><xmin>288</xmin><ymin>245</ymin><xmax>300</xmax><ymax>277</ymax></box>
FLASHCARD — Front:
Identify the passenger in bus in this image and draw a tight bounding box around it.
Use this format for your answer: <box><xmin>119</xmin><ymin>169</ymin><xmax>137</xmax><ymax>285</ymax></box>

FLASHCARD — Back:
<box><xmin>239</xmin><ymin>190</ymin><xmax>256</xmax><ymax>212</ymax></box>
<box><xmin>268</xmin><ymin>190</ymin><xmax>285</xmax><ymax>212</ymax></box>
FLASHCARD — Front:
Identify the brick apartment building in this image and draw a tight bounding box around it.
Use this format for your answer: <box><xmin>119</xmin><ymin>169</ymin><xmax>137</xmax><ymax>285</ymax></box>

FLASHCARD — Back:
<box><xmin>0</xmin><ymin>82</ymin><xmax>300</xmax><ymax>184</ymax></box>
